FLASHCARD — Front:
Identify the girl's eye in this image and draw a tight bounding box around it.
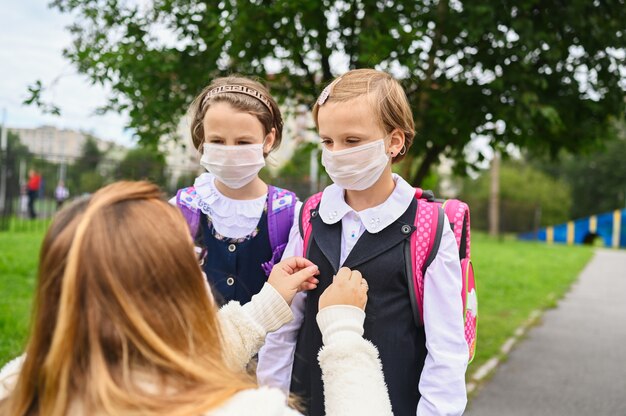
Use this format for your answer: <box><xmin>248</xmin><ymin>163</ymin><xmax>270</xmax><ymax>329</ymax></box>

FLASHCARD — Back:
<box><xmin>237</xmin><ymin>141</ymin><xmax>252</xmax><ymax>145</ymax></box>
<box><xmin>346</xmin><ymin>138</ymin><xmax>361</xmax><ymax>144</ymax></box>
<box><xmin>208</xmin><ymin>139</ymin><xmax>224</xmax><ymax>144</ymax></box>
<box><xmin>320</xmin><ymin>139</ymin><xmax>333</xmax><ymax>146</ymax></box>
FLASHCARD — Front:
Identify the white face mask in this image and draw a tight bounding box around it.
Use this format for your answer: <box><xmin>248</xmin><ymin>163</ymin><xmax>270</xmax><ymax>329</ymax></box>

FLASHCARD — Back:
<box><xmin>321</xmin><ymin>139</ymin><xmax>390</xmax><ymax>191</ymax></box>
<box><xmin>200</xmin><ymin>143</ymin><xmax>266</xmax><ymax>189</ymax></box>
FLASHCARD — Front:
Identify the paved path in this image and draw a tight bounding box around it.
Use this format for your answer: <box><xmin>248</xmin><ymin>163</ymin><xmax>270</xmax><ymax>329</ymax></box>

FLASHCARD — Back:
<box><xmin>465</xmin><ymin>249</ymin><xmax>626</xmax><ymax>416</ymax></box>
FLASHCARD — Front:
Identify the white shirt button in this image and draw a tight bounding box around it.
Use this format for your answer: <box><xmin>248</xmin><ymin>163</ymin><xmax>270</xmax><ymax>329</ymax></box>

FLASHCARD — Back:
<box><xmin>228</xmin><ymin>243</ymin><xmax>236</xmax><ymax>253</ymax></box>
<box><xmin>226</xmin><ymin>276</ymin><xmax>235</xmax><ymax>286</ymax></box>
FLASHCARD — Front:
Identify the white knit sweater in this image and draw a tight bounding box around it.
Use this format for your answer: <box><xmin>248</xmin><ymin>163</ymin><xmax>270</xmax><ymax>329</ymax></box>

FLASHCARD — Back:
<box><xmin>0</xmin><ymin>284</ymin><xmax>392</xmax><ymax>415</ymax></box>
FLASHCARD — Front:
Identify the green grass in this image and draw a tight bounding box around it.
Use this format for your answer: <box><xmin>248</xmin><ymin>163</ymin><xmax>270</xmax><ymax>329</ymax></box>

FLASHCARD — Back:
<box><xmin>0</xmin><ymin>228</ymin><xmax>44</xmax><ymax>367</ymax></box>
<box><xmin>0</xmin><ymin>229</ymin><xmax>595</xmax><ymax>374</ymax></box>
<box><xmin>468</xmin><ymin>233</ymin><xmax>594</xmax><ymax>377</ymax></box>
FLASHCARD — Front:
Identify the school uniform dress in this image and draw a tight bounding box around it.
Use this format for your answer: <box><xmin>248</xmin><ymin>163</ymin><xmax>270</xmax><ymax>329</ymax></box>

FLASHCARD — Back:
<box><xmin>257</xmin><ymin>174</ymin><xmax>468</xmax><ymax>416</ymax></box>
<box><xmin>172</xmin><ymin>173</ymin><xmax>301</xmax><ymax>305</ymax></box>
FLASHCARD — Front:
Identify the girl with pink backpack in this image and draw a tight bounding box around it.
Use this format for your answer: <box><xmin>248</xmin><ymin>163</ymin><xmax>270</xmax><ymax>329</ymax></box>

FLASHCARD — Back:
<box><xmin>257</xmin><ymin>69</ymin><xmax>474</xmax><ymax>416</ymax></box>
<box><xmin>173</xmin><ymin>76</ymin><xmax>298</xmax><ymax>306</ymax></box>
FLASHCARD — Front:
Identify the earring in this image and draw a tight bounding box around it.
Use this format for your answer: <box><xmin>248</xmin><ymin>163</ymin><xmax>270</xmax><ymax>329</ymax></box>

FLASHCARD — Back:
<box><xmin>399</xmin><ymin>145</ymin><xmax>407</xmax><ymax>156</ymax></box>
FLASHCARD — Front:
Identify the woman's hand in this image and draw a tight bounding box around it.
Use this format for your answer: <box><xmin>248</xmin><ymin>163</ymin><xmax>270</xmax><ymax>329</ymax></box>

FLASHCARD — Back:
<box><xmin>319</xmin><ymin>267</ymin><xmax>368</xmax><ymax>311</ymax></box>
<box><xmin>267</xmin><ymin>257</ymin><xmax>319</xmax><ymax>305</ymax></box>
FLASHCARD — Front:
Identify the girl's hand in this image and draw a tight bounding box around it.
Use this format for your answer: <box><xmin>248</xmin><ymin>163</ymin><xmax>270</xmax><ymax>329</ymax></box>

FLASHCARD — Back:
<box><xmin>267</xmin><ymin>257</ymin><xmax>319</xmax><ymax>305</ymax></box>
<box><xmin>319</xmin><ymin>267</ymin><xmax>368</xmax><ymax>311</ymax></box>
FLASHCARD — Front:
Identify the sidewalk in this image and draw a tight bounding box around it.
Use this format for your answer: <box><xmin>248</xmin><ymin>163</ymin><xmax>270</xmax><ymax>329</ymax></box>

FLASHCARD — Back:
<box><xmin>465</xmin><ymin>249</ymin><xmax>626</xmax><ymax>416</ymax></box>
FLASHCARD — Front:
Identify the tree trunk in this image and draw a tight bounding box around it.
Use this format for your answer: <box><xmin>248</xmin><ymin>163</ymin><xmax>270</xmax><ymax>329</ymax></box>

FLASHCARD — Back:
<box><xmin>489</xmin><ymin>151</ymin><xmax>501</xmax><ymax>237</ymax></box>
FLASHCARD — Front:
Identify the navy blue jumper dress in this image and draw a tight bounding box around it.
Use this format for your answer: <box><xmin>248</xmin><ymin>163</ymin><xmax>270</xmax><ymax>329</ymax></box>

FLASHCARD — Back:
<box><xmin>290</xmin><ymin>199</ymin><xmax>427</xmax><ymax>416</ymax></box>
<box><xmin>199</xmin><ymin>207</ymin><xmax>273</xmax><ymax>306</ymax></box>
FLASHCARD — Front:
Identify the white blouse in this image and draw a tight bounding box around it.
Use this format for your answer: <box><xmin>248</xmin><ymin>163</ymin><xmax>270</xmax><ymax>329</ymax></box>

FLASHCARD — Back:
<box><xmin>257</xmin><ymin>174</ymin><xmax>469</xmax><ymax>416</ymax></box>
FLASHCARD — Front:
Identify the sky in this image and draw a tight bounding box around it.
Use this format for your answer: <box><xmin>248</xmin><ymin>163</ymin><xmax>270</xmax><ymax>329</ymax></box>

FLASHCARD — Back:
<box><xmin>0</xmin><ymin>0</ymin><xmax>133</xmax><ymax>146</ymax></box>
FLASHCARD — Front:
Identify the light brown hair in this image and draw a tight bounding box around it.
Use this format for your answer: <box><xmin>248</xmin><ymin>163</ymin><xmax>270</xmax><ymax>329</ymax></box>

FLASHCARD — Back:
<box><xmin>312</xmin><ymin>69</ymin><xmax>415</xmax><ymax>163</ymax></box>
<box><xmin>189</xmin><ymin>76</ymin><xmax>283</xmax><ymax>155</ymax></box>
<box><xmin>0</xmin><ymin>182</ymin><xmax>255</xmax><ymax>416</ymax></box>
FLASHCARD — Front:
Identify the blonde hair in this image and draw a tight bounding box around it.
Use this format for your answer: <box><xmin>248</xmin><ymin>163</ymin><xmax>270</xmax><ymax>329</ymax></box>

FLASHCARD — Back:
<box><xmin>312</xmin><ymin>69</ymin><xmax>415</xmax><ymax>163</ymax></box>
<box><xmin>189</xmin><ymin>76</ymin><xmax>283</xmax><ymax>155</ymax></box>
<box><xmin>0</xmin><ymin>181</ymin><xmax>256</xmax><ymax>416</ymax></box>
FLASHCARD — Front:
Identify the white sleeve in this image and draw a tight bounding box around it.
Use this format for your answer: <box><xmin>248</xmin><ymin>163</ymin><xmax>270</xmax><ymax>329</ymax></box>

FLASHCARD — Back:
<box><xmin>219</xmin><ymin>283</ymin><xmax>293</xmax><ymax>371</ymax></box>
<box><xmin>417</xmin><ymin>216</ymin><xmax>468</xmax><ymax>416</ymax></box>
<box><xmin>317</xmin><ymin>306</ymin><xmax>393</xmax><ymax>416</ymax></box>
<box><xmin>257</xmin><ymin>202</ymin><xmax>307</xmax><ymax>392</ymax></box>
<box><xmin>0</xmin><ymin>354</ymin><xmax>26</xmax><ymax>400</ymax></box>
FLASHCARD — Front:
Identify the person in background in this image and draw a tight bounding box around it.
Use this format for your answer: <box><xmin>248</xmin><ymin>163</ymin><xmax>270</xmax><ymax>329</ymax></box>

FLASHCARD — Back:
<box><xmin>26</xmin><ymin>169</ymin><xmax>41</xmax><ymax>219</ymax></box>
<box><xmin>54</xmin><ymin>180</ymin><xmax>70</xmax><ymax>209</ymax></box>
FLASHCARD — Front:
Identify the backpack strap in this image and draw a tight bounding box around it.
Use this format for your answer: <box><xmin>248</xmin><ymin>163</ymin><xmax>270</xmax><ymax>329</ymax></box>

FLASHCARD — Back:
<box><xmin>176</xmin><ymin>186</ymin><xmax>202</xmax><ymax>239</ymax></box>
<box><xmin>299</xmin><ymin>192</ymin><xmax>324</xmax><ymax>258</ymax></box>
<box><xmin>261</xmin><ymin>186</ymin><xmax>297</xmax><ymax>276</ymax></box>
<box><xmin>442</xmin><ymin>200</ymin><xmax>471</xmax><ymax>260</ymax></box>
<box><xmin>408</xmin><ymin>189</ymin><xmax>445</xmax><ymax>326</ymax></box>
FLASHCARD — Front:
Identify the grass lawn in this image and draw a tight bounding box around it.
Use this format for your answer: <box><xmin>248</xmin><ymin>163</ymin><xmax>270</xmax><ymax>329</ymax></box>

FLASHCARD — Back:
<box><xmin>0</xmin><ymin>226</ymin><xmax>45</xmax><ymax>367</ymax></box>
<box><xmin>0</xmin><ymin>228</ymin><xmax>595</xmax><ymax>376</ymax></box>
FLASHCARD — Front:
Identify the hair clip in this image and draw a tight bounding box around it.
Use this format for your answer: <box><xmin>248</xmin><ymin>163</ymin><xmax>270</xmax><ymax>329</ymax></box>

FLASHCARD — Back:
<box><xmin>317</xmin><ymin>77</ymin><xmax>342</xmax><ymax>106</ymax></box>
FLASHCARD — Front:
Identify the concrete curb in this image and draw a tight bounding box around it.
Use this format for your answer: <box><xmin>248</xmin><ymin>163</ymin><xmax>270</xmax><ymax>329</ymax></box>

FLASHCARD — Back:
<box><xmin>466</xmin><ymin>309</ymin><xmax>542</xmax><ymax>395</ymax></box>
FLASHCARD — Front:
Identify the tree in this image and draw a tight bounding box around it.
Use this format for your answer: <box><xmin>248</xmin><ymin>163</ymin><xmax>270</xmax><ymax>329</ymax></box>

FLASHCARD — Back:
<box><xmin>117</xmin><ymin>147</ymin><xmax>167</xmax><ymax>187</ymax></box>
<box><xmin>461</xmin><ymin>160</ymin><xmax>571</xmax><ymax>233</ymax></box>
<box><xmin>74</xmin><ymin>136</ymin><xmax>103</xmax><ymax>174</ymax></box>
<box><xmin>1</xmin><ymin>131</ymin><xmax>32</xmax><ymax>213</ymax></box>
<box><xmin>33</xmin><ymin>0</ymin><xmax>625</xmax><ymax>185</ymax></box>
<box><xmin>535</xmin><ymin>135</ymin><xmax>626</xmax><ymax>219</ymax></box>
<box><xmin>68</xmin><ymin>136</ymin><xmax>105</xmax><ymax>193</ymax></box>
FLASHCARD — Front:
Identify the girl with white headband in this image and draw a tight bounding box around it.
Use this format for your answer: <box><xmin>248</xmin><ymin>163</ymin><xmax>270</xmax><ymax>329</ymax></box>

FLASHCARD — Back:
<box><xmin>173</xmin><ymin>76</ymin><xmax>300</xmax><ymax>306</ymax></box>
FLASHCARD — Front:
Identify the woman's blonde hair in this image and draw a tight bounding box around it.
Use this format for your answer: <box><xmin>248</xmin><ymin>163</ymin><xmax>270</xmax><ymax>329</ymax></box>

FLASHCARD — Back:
<box><xmin>312</xmin><ymin>69</ymin><xmax>415</xmax><ymax>163</ymax></box>
<box><xmin>0</xmin><ymin>181</ymin><xmax>256</xmax><ymax>416</ymax></box>
<box><xmin>189</xmin><ymin>76</ymin><xmax>283</xmax><ymax>156</ymax></box>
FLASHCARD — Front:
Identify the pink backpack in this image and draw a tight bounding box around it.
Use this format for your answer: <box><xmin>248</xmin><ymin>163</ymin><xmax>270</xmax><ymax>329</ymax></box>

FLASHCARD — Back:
<box><xmin>300</xmin><ymin>188</ymin><xmax>477</xmax><ymax>362</ymax></box>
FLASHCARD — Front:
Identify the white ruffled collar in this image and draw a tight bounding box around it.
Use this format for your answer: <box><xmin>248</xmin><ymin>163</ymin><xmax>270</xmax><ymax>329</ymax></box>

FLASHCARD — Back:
<box><xmin>193</xmin><ymin>173</ymin><xmax>267</xmax><ymax>220</ymax></box>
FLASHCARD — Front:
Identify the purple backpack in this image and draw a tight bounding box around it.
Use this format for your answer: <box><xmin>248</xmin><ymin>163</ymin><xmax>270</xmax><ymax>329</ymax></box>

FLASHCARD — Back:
<box><xmin>300</xmin><ymin>188</ymin><xmax>477</xmax><ymax>362</ymax></box>
<box><xmin>176</xmin><ymin>185</ymin><xmax>297</xmax><ymax>276</ymax></box>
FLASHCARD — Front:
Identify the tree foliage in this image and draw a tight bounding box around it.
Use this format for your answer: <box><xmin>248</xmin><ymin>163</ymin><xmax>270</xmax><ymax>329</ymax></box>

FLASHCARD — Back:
<box><xmin>117</xmin><ymin>147</ymin><xmax>167</xmax><ymax>187</ymax></box>
<box><xmin>33</xmin><ymin>0</ymin><xmax>626</xmax><ymax>185</ymax></box>
<box><xmin>535</xmin><ymin>135</ymin><xmax>626</xmax><ymax>219</ymax></box>
<box><xmin>461</xmin><ymin>161</ymin><xmax>571</xmax><ymax>233</ymax></box>
<box><xmin>68</xmin><ymin>136</ymin><xmax>105</xmax><ymax>193</ymax></box>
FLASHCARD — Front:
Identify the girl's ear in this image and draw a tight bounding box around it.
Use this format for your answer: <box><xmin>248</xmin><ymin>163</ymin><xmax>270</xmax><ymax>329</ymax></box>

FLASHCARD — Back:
<box><xmin>388</xmin><ymin>128</ymin><xmax>405</xmax><ymax>158</ymax></box>
<box><xmin>264</xmin><ymin>128</ymin><xmax>277</xmax><ymax>154</ymax></box>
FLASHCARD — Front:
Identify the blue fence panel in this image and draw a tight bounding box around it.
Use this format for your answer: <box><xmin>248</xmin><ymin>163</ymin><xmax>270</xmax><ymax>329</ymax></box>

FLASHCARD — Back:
<box><xmin>574</xmin><ymin>218</ymin><xmax>590</xmax><ymax>244</ymax></box>
<box><xmin>536</xmin><ymin>228</ymin><xmax>547</xmax><ymax>242</ymax></box>
<box><xmin>519</xmin><ymin>231</ymin><xmax>536</xmax><ymax>241</ymax></box>
<box><xmin>596</xmin><ymin>212</ymin><xmax>614</xmax><ymax>247</ymax></box>
<box><xmin>619</xmin><ymin>209</ymin><xmax>626</xmax><ymax>247</ymax></box>
<box><xmin>553</xmin><ymin>223</ymin><xmax>568</xmax><ymax>243</ymax></box>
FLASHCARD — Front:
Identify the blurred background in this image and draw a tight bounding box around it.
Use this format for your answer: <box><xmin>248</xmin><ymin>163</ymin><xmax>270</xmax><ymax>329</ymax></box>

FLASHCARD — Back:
<box><xmin>1</xmin><ymin>0</ymin><xmax>625</xmax><ymax>411</ymax></box>
<box><xmin>1</xmin><ymin>0</ymin><xmax>624</xmax><ymax>234</ymax></box>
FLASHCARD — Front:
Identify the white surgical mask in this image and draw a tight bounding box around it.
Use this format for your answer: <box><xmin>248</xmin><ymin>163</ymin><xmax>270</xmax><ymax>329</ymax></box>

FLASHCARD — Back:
<box><xmin>200</xmin><ymin>143</ymin><xmax>266</xmax><ymax>189</ymax></box>
<box><xmin>321</xmin><ymin>139</ymin><xmax>390</xmax><ymax>191</ymax></box>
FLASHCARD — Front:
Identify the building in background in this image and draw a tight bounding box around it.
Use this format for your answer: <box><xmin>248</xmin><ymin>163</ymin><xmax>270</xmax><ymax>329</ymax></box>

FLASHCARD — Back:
<box><xmin>8</xmin><ymin>125</ymin><xmax>125</xmax><ymax>163</ymax></box>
